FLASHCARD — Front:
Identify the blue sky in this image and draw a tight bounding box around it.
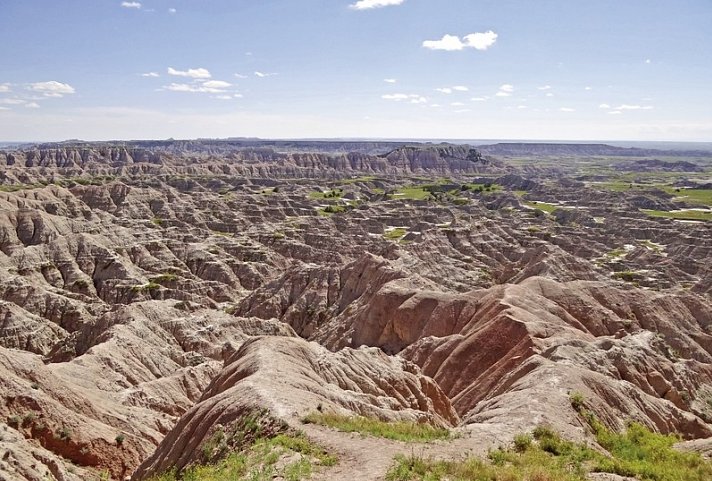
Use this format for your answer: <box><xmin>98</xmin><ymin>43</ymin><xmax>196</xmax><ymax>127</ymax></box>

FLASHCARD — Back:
<box><xmin>0</xmin><ymin>0</ymin><xmax>710</xmax><ymax>141</ymax></box>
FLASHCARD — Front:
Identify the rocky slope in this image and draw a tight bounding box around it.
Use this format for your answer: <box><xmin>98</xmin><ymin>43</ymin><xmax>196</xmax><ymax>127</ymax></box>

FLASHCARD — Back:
<box><xmin>0</xmin><ymin>141</ymin><xmax>710</xmax><ymax>480</ymax></box>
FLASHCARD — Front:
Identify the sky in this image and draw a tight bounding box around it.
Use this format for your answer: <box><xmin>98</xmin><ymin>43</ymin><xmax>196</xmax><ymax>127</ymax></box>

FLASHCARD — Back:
<box><xmin>0</xmin><ymin>0</ymin><xmax>711</xmax><ymax>142</ymax></box>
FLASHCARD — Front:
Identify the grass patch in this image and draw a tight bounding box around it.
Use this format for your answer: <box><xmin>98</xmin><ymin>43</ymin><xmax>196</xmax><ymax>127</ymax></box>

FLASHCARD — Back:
<box><xmin>302</xmin><ymin>413</ymin><xmax>450</xmax><ymax>443</ymax></box>
<box><xmin>148</xmin><ymin>432</ymin><xmax>335</xmax><ymax>481</ymax></box>
<box><xmin>524</xmin><ymin>201</ymin><xmax>560</xmax><ymax>214</ymax></box>
<box><xmin>317</xmin><ymin>205</ymin><xmax>346</xmax><ymax>216</ymax></box>
<box><xmin>641</xmin><ymin>209</ymin><xmax>712</xmax><ymax>221</ymax></box>
<box><xmin>309</xmin><ymin>188</ymin><xmax>343</xmax><ymax>199</ymax></box>
<box><xmin>383</xmin><ymin>228</ymin><xmax>408</xmax><ymax>241</ymax></box>
<box><xmin>387</xmin><ymin>420</ymin><xmax>712</xmax><ymax>481</ymax></box>
<box><xmin>391</xmin><ymin>186</ymin><xmax>432</xmax><ymax>201</ymax></box>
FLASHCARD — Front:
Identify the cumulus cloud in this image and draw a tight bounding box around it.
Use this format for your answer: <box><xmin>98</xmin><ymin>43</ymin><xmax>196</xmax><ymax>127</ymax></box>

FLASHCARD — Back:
<box><xmin>423</xmin><ymin>30</ymin><xmax>497</xmax><ymax>51</ymax></box>
<box><xmin>141</xmin><ymin>72</ymin><xmax>159</xmax><ymax>78</ymax></box>
<box><xmin>559</xmin><ymin>107</ymin><xmax>575</xmax><ymax>112</ymax></box>
<box><xmin>164</xmin><ymin>79</ymin><xmax>232</xmax><ymax>94</ymax></box>
<box><xmin>0</xmin><ymin>99</ymin><xmax>25</xmax><ymax>105</ymax></box>
<box><xmin>645</xmin><ymin>59</ymin><xmax>651</xmax><ymax>64</ymax></box>
<box><xmin>471</xmin><ymin>97</ymin><xmax>488</xmax><ymax>102</ymax></box>
<box><xmin>450</xmin><ymin>102</ymin><xmax>465</xmax><ymax>106</ymax></box>
<box><xmin>0</xmin><ymin>107</ymin><xmax>9</xmax><ymax>111</ymax></box>
<box><xmin>383</xmin><ymin>78</ymin><xmax>397</xmax><ymax>84</ymax></box>
<box><xmin>495</xmin><ymin>84</ymin><xmax>513</xmax><ymax>97</ymax></box>
<box><xmin>0</xmin><ymin>84</ymin><xmax>10</xmax><ymax>93</ymax></box>
<box><xmin>436</xmin><ymin>88</ymin><xmax>453</xmax><ymax>94</ymax></box>
<box><xmin>28</xmin><ymin>81</ymin><xmax>75</xmax><ymax>97</ymax></box>
<box><xmin>616</xmin><ymin>104</ymin><xmax>653</xmax><ymax>110</ymax></box>
<box><xmin>382</xmin><ymin>93</ymin><xmax>427</xmax><ymax>104</ymax></box>
<box><xmin>538</xmin><ymin>85</ymin><xmax>552</xmax><ymax>90</ymax></box>
<box><xmin>585</xmin><ymin>86</ymin><xmax>592</xmax><ymax>91</ymax></box>
<box><xmin>167</xmin><ymin>67</ymin><xmax>211</xmax><ymax>79</ymax></box>
<box><xmin>254</xmin><ymin>71</ymin><xmax>277</xmax><ymax>78</ymax></box>
<box><xmin>545</xmin><ymin>92</ymin><xmax>554</xmax><ymax>97</ymax></box>
<box><xmin>202</xmin><ymin>80</ymin><xmax>232</xmax><ymax>89</ymax></box>
<box><xmin>168</xmin><ymin>8</ymin><xmax>177</xmax><ymax>14</ymax></box>
<box><xmin>234</xmin><ymin>73</ymin><xmax>248</xmax><ymax>79</ymax></box>
<box><xmin>517</xmin><ymin>105</ymin><xmax>527</xmax><ymax>109</ymax></box>
<box><xmin>349</xmin><ymin>0</ymin><xmax>404</xmax><ymax>10</ymax></box>
<box><xmin>608</xmin><ymin>111</ymin><xmax>622</xmax><ymax>115</ymax></box>
<box><xmin>599</xmin><ymin>103</ymin><xmax>611</xmax><ymax>109</ymax></box>
<box><xmin>121</xmin><ymin>2</ymin><xmax>141</xmax><ymax>9</ymax></box>
<box><xmin>453</xmin><ymin>86</ymin><xmax>469</xmax><ymax>91</ymax></box>
<box><xmin>25</xmin><ymin>102</ymin><xmax>40</xmax><ymax>109</ymax></box>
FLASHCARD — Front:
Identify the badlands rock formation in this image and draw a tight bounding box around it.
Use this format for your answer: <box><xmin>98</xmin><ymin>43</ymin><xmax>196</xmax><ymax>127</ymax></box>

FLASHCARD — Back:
<box><xmin>0</xmin><ymin>140</ymin><xmax>710</xmax><ymax>480</ymax></box>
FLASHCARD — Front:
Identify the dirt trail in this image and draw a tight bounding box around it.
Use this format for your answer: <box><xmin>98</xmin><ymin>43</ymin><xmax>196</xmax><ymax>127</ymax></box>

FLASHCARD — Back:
<box><xmin>300</xmin><ymin>423</ymin><xmax>505</xmax><ymax>481</ymax></box>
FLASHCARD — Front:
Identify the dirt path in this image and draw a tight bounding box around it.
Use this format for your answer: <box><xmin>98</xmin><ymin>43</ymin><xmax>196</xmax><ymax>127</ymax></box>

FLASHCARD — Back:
<box><xmin>300</xmin><ymin>423</ymin><xmax>507</xmax><ymax>481</ymax></box>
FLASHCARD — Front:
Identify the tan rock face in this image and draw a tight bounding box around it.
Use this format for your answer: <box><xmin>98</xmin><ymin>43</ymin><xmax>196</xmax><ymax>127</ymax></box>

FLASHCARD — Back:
<box><xmin>132</xmin><ymin>336</ymin><xmax>457</xmax><ymax>480</ymax></box>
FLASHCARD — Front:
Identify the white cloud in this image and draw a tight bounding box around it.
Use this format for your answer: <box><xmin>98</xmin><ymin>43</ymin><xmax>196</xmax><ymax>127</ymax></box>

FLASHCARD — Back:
<box><xmin>234</xmin><ymin>73</ymin><xmax>248</xmax><ymax>79</ymax></box>
<box><xmin>599</xmin><ymin>103</ymin><xmax>610</xmax><ymax>109</ymax></box>
<box><xmin>463</xmin><ymin>31</ymin><xmax>498</xmax><ymax>50</ymax></box>
<box><xmin>517</xmin><ymin>105</ymin><xmax>527</xmax><ymax>109</ymax></box>
<box><xmin>0</xmin><ymin>99</ymin><xmax>25</xmax><ymax>105</ymax></box>
<box><xmin>471</xmin><ymin>97</ymin><xmax>488</xmax><ymax>102</ymax></box>
<box><xmin>168</xmin><ymin>8</ymin><xmax>177</xmax><ymax>14</ymax></box>
<box><xmin>383</xmin><ymin>78</ymin><xmax>397</xmax><ymax>84</ymax></box>
<box><xmin>608</xmin><ymin>111</ymin><xmax>622</xmax><ymax>115</ymax></box>
<box><xmin>430</xmin><ymin>104</ymin><xmax>442</xmax><ymax>108</ymax></box>
<box><xmin>537</xmin><ymin>85</ymin><xmax>552</xmax><ymax>90</ymax></box>
<box><xmin>423</xmin><ymin>30</ymin><xmax>497</xmax><ymax>51</ymax></box>
<box><xmin>141</xmin><ymin>72</ymin><xmax>159</xmax><ymax>78</ymax></box>
<box><xmin>164</xmin><ymin>82</ymin><xmax>231</xmax><ymax>94</ymax></box>
<box><xmin>167</xmin><ymin>67</ymin><xmax>211</xmax><ymax>79</ymax></box>
<box><xmin>202</xmin><ymin>80</ymin><xmax>232</xmax><ymax>89</ymax></box>
<box><xmin>545</xmin><ymin>92</ymin><xmax>554</xmax><ymax>97</ymax></box>
<box><xmin>645</xmin><ymin>59</ymin><xmax>651</xmax><ymax>64</ymax></box>
<box><xmin>0</xmin><ymin>84</ymin><xmax>10</xmax><ymax>93</ymax></box>
<box><xmin>0</xmin><ymin>107</ymin><xmax>9</xmax><ymax>111</ymax></box>
<box><xmin>213</xmin><ymin>95</ymin><xmax>233</xmax><ymax>100</ymax></box>
<box><xmin>436</xmin><ymin>88</ymin><xmax>453</xmax><ymax>94</ymax></box>
<box><xmin>349</xmin><ymin>0</ymin><xmax>405</xmax><ymax>10</ymax></box>
<box><xmin>453</xmin><ymin>86</ymin><xmax>469</xmax><ymax>91</ymax></box>
<box><xmin>585</xmin><ymin>86</ymin><xmax>592</xmax><ymax>91</ymax></box>
<box><xmin>454</xmin><ymin>109</ymin><xmax>471</xmax><ymax>113</ymax></box>
<box><xmin>495</xmin><ymin>84</ymin><xmax>513</xmax><ymax>97</ymax></box>
<box><xmin>559</xmin><ymin>107</ymin><xmax>575</xmax><ymax>112</ymax></box>
<box><xmin>27</xmin><ymin>81</ymin><xmax>75</xmax><ymax>97</ymax></box>
<box><xmin>254</xmin><ymin>71</ymin><xmax>277</xmax><ymax>78</ymax></box>
<box><xmin>451</xmin><ymin>102</ymin><xmax>465</xmax><ymax>106</ymax></box>
<box><xmin>25</xmin><ymin>102</ymin><xmax>40</xmax><ymax>109</ymax></box>
<box><xmin>382</xmin><ymin>93</ymin><xmax>427</xmax><ymax>104</ymax></box>
<box><xmin>616</xmin><ymin>104</ymin><xmax>654</xmax><ymax>110</ymax></box>
<box><xmin>121</xmin><ymin>2</ymin><xmax>141</xmax><ymax>9</ymax></box>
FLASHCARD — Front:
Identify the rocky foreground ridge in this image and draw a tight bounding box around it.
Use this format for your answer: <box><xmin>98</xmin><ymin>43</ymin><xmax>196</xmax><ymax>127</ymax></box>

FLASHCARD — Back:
<box><xmin>0</xmin><ymin>141</ymin><xmax>711</xmax><ymax>480</ymax></box>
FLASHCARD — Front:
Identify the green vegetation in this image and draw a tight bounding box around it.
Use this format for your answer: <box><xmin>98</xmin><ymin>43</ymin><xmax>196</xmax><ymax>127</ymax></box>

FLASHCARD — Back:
<box><xmin>152</xmin><ymin>217</ymin><xmax>165</xmax><ymax>226</ymax></box>
<box><xmin>641</xmin><ymin>209</ymin><xmax>712</xmax><ymax>222</ymax></box>
<box><xmin>0</xmin><ymin>183</ymin><xmax>44</xmax><ymax>192</ymax></box>
<box><xmin>387</xmin><ymin>421</ymin><xmax>712</xmax><ymax>481</ymax></box>
<box><xmin>665</xmin><ymin>187</ymin><xmax>712</xmax><ymax>207</ymax></box>
<box><xmin>389</xmin><ymin>391</ymin><xmax>712</xmax><ymax>480</ymax></box>
<box><xmin>147</xmin><ymin>433</ymin><xmax>335</xmax><ymax>481</ymax></box>
<box><xmin>391</xmin><ymin>186</ymin><xmax>432</xmax><ymax>201</ymax></box>
<box><xmin>338</xmin><ymin>175</ymin><xmax>377</xmax><ymax>185</ymax></box>
<box><xmin>131</xmin><ymin>281</ymin><xmax>161</xmax><ymax>293</ymax></box>
<box><xmin>317</xmin><ymin>204</ymin><xmax>346</xmax><ymax>216</ymax></box>
<box><xmin>150</xmin><ymin>273</ymin><xmax>179</xmax><ymax>284</ymax></box>
<box><xmin>309</xmin><ymin>188</ymin><xmax>343</xmax><ymax>199</ymax></box>
<box><xmin>302</xmin><ymin>413</ymin><xmax>450</xmax><ymax>443</ymax></box>
<box><xmin>383</xmin><ymin>227</ymin><xmax>408</xmax><ymax>241</ymax></box>
<box><xmin>115</xmin><ymin>433</ymin><xmax>125</xmax><ymax>446</ymax></box>
<box><xmin>524</xmin><ymin>201</ymin><xmax>560</xmax><ymax>214</ymax></box>
<box><xmin>640</xmin><ymin>240</ymin><xmax>664</xmax><ymax>254</ymax></box>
